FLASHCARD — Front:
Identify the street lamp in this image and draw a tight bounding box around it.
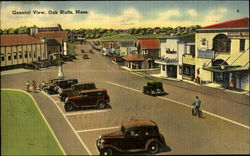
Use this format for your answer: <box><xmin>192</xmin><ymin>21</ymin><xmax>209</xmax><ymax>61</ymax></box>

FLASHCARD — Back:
<box><xmin>58</xmin><ymin>50</ymin><xmax>64</xmax><ymax>79</ymax></box>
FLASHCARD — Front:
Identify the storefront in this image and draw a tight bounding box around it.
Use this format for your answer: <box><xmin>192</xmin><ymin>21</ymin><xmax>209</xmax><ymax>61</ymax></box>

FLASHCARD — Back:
<box><xmin>203</xmin><ymin>65</ymin><xmax>249</xmax><ymax>90</ymax></box>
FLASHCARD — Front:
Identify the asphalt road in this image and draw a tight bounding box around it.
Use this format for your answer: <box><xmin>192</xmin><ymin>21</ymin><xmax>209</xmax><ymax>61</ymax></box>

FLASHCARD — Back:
<box><xmin>1</xmin><ymin>42</ymin><xmax>250</xmax><ymax>155</ymax></box>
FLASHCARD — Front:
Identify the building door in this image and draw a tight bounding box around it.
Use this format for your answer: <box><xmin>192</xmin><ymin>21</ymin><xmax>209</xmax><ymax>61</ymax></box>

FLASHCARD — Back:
<box><xmin>167</xmin><ymin>65</ymin><xmax>177</xmax><ymax>78</ymax></box>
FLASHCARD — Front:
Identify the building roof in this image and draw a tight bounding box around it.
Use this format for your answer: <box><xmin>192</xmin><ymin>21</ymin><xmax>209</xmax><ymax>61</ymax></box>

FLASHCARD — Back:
<box><xmin>120</xmin><ymin>40</ymin><xmax>136</xmax><ymax>47</ymax></box>
<box><xmin>102</xmin><ymin>41</ymin><xmax>119</xmax><ymax>48</ymax></box>
<box><xmin>46</xmin><ymin>38</ymin><xmax>61</xmax><ymax>46</ymax></box>
<box><xmin>35</xmin><ymin>31</ymin><xmax>68</xmax><ymax>41</ymax></box>
<box><xmin>201</xmin><ymin>17</ymin><xmax>249</xmax><ymax>29</ymax></box>
<box><xmin>123</xmin><ymin>54</ymin><xmax>144</xmax><ymax>61</ymax></box>
<box><xmin>138</xmin><ymin>38</ymin><xmax>160</xmax><ymax>49</ymax></box>
<box><xmin>122</xmin><ymin>120</ymin><xmax>157</xmax><ymax>129</ymax></box>
<box><xmin>0</xmin><ymin>34</ymin><xmax>43</xmax><ymax>46</ymax></box>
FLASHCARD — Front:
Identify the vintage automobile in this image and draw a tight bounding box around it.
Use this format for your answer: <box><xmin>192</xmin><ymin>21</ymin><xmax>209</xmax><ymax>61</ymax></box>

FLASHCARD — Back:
<box><xmin>23</xmin><ymin>63</ymin><xmax>40</xmax><ymax>70</ymax></box>
<box><xmin>44</xmin><ymin>78</ymin><xmax>78</xmax><ymax>94</ymax></box>
<box><xmin>143</xmin><ymin>81</ymin><xmax>165</xmax><ymax>96</ymax></box>
<box><xmin>64</xmin><ymin>88</ymin><xmax>110</xmax><ymax>111</ymax></box>
<box><xmin>83</xmin><ymin>54</ymin><xmax>88</xmax><ymax>59</ymax></box>
<box><xmin>32</xmin><ymin>61</ymin><xmax>48</xmax><ymax>68</ymax></box>
<box><xmin>39</xmin><ymin>78</ymin><xmax>63</xmax><ymax>90</ymax></box>
<box><xmin>96</xmin><ymin>120</ymin><xmax>166</xmax><ymax>155</ymax></box>
<box><xmin>58</xmin><ymin>82</ymin><xmax>96</xmax><ymax>101</ymax></box>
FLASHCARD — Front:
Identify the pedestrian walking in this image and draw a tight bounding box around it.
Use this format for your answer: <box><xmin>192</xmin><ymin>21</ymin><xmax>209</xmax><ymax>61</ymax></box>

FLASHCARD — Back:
<box><xmin>32</xmin><ymin>80</ymin><xmax>37</xmax><ymax>92</ymax></box>
<box><xmin>26</xmin><ymin>81</ymin><xmax>30</xmax><ymax>92</ymax></box>
<box><xmin>192</xmin><ymin>96</ymin><xmax>202</xmax><ymax>118</ymax></box>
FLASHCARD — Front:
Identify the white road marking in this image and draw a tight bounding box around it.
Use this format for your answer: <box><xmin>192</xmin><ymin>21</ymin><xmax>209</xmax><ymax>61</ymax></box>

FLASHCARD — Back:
<box><xmin>51</xmin><ymin>94</ymin><xmax>59</xmax><ymax>97</ymax></box>
<box><xmin>77</xmin><ymin>126</ymin><xmax>121</xmax><ymax>133</ymax></box>
<box><xmin>130</xmin><ymin>72</ymin><xmax>145</xmax><ymax>77</ymax></box>
<box><xmin>41</xmin><ymin>91</ymin><xmax>92</xmax><ymax>155</ymax></box>
<box><xmin>65</xmin><ymin>109</ymin><xmax>109</xmax><ymax>116</ymax></box>
<box><xmin>106</xmin><ymin>81</ymin><xmax>250</xmax><ymax>130</ymax></box>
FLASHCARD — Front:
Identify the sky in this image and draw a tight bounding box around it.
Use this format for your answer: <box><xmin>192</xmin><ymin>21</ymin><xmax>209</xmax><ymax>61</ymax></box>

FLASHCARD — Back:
<box><xmin>0</xmin><ymin>1</ymin><xmax>249</xmax><ymax>29</ymax></box>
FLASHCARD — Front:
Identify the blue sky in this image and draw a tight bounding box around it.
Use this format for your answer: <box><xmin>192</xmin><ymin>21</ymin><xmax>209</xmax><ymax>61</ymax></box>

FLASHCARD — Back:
<box><xmin>1</xmin><ymin>1</ymin><xmax>249</xmax><ymax>29</ymax></box>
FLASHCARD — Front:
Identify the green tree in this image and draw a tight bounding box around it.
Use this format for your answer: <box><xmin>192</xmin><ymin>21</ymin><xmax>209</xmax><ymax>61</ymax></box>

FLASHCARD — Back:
<box><xmin>0</xmin><ymin>29</ymin><xmax>3</xmax><ymax>35</ymax></box>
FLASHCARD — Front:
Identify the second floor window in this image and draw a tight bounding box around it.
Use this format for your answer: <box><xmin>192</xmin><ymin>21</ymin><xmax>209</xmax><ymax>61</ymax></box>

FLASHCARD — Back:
<box><xmin>190</xmin><ymin>45</ymin><xmax>195</xmax><ymax>56</ymax></box>
<box><xmin>213</xmin><ymin>34</ymin><xmax>231</xmax><ymax>53</ymax></box>
<box><xmin>240</xmin><ymin>39</ymin><xmax>245</xmax><ymax>52</ymax></box>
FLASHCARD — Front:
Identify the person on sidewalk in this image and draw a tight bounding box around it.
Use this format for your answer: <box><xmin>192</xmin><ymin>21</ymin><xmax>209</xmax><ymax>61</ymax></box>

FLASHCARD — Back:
<box><xmin>192</xmin><ymin>96</ymin><xmax>202</xmax><ymax>117</ymax></box>
<box><xmin>26</xmin><ymin>81</ymin><xmax>30</xmax><ymax>92</ymax></box>
<box><xmin>32</xmin><ymin>80</ymin><xmax>37</xmax><ymax>92</ymax></box>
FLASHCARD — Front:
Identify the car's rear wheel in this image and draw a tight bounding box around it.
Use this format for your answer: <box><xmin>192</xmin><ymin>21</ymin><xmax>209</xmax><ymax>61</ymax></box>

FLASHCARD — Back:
<box><xmin>64</xmin><ymin>103</ymin><xmax>74</xmax><ymax>111</ymax></box>
<box><xmin>147</xmin><ymin>141</ymin><xmax>159</xmax><ymax>154</ymax></box>
<box><xmin>100</xmin><ymin>148</ymin><xmax>113</xmax><ymax>155</ymax></box>
<box><xmin>97</xmin><ymin>100</ymin><xmax>106</xmax><ymax>109</ymax></box>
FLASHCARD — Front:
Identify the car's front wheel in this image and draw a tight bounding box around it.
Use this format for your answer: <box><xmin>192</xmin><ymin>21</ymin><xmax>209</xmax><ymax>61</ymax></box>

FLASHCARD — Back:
<box><xmin>97</xmin><ymin>100</ymin><xmax>106</xmax><ymax>109</ymax></box>
<box><xmin>100</xmin><ymin>148</ymin><xmax>113</xmax><ymax>155</ymax></box>
<box><xmin>64</xmin><ymin>102</ymin><xmax>74</xmax><ymax>111</ymax></box>
<box><xmin>147</xmin><ymin>141</ymin><xmax>159</xmax><ymax>154</ymax></box>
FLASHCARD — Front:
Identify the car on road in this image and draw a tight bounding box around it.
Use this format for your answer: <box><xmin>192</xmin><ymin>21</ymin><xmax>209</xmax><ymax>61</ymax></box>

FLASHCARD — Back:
<box><xmin>23</xmin><ymin>63</ymin><xmax>40</xmax><ymax>70</ymax></box>
<box><xmin>96</xmin><ymin>120</ymin><xmax>166</xmax><ymax>155</ymax></box>
<box><xmin>39</xmin><ymin>78</ymin><xmax>64</xmax><ymax>90</ymax></box>
<box><xmin>44</xmin><ymin>78</ymin><xmax>78</xmax><ymax>94</ymax></box>
<box><xmin>143</xmin><ymin>81</ymin><xmax>165</xmax><ymax>96</ymax></box>
<box><xmin>59</xmin><ymin>82</ymin><xmax>96</xmax><ymax>101</ymax></box>
<box><xmin>64</xmin><ymin>88</ymin><xmax>110</xmax><ymax>111</ymax></box>
<box><xmin>33</xmin><ymin>61</ymin><xmax>48</xmax><ymax>68</ymax></box>
<box><xmin>83</xmin><ymin>54</ymin><xmax>88</xmax><ymax>59</ymax></box>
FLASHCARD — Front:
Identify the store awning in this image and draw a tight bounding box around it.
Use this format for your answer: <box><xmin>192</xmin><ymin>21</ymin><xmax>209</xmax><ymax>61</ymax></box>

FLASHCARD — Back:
<box><xmin>203</xmin><ymin>65</ymin><xmax>249</xmax><ymax>73</ymax></box>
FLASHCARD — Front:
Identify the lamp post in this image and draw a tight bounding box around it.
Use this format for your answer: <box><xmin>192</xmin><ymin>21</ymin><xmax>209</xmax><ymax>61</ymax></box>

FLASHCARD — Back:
<box><xmin>58</xmin><ymin>50</ymin><xmax>64</xmax><ymax>79</ymax></box>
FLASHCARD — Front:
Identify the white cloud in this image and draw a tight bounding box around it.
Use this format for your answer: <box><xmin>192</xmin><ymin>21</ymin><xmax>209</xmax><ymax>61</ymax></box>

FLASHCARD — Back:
<box><xmin>218</xmin><ymin>8</ymin><xmax>227</xmax><ymax>13</ymax></box>
<box><xmin>187</xmin><ymin>9</ymin><xmax>197</xmax><ymax>17</ymax></box>
<box><xmin>201</xmin><ymin>8</ymin><xmax>228</xmax><ymax>26</ymax></box>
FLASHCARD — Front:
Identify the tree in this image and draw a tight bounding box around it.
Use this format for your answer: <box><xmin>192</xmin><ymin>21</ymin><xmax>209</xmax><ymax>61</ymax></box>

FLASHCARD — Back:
<box><xmin>0</xmin><ymin>29</ymin><xmax>3</xmax><ymax>35</ymax></box>
<box><xmin>8</xmin><ymin>28</ymin><xmax>15</xmax><ymax>34</ymax></box>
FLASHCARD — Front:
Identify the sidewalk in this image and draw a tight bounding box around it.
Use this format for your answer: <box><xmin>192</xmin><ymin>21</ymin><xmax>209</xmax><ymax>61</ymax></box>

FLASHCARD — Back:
<box><xmin>120</xmin><ymin>67</ymin><xmax>249</xmax><ymax>105</ymax></box>
<box><xmin>1</xmin><ymin>69</ymin><xmax>32</xmax><ymax>76</ymax></box>
<box><xmin>150</xmin><ymin>73</ymin><xmax>249</xmax><ymax>96</ymax></box>
<box><xmin>121</xmin><ymin>66</ymin><xmax>160</xmax><ymax>72</ymax></box>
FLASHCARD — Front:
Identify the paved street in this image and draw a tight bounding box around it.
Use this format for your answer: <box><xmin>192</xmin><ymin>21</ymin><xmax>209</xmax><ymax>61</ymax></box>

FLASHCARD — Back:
<box><xmin>1</xmin><ymin>42</ymin><xmax>250</xmax><ymax>155</ymax></box>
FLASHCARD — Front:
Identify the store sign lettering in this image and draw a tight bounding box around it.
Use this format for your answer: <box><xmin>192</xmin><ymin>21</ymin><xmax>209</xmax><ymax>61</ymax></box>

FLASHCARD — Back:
<box><xmin>198</xmin><ymin>49</ymin><xmax>214</xmax><ymax>59</ymax></box>
<box><xmin>228</xmin><ymin>32</ymin><xmax>249</xmax><ymax>38</ymax></box>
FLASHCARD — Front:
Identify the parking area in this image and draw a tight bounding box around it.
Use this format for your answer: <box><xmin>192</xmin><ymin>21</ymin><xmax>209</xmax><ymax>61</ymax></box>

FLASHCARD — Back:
<box><xmin>42</xmin><ymin>92</ymin><xmax>121</xmax><ymax>155</ymax></box>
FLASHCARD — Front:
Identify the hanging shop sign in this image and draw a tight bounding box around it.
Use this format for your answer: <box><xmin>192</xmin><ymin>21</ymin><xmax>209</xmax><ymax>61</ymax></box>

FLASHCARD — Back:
<box><xmin>198</xmin><ymin>49</ymin><xmax>214</xmax><ymax>59</ymax></box>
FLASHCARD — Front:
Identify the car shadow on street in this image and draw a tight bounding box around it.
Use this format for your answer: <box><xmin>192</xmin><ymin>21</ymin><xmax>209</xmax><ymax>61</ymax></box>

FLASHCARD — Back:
<box><xmin>119</xmin><ymin>144</ymin><xmax>172</xmax><ymax>155</ymax></box>
<box><xmin>69</xmin><ymin>104</ymin><xmax>112</xmax><ymax>112</ymax></box>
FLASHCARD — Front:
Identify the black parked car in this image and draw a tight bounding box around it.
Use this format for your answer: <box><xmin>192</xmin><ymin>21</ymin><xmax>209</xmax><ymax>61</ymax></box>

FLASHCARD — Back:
<box><xmin>33</xmin><ymin>61</ymin><xmax>48</xmax><ymax>68</ymax></box>
<box><xmin>44</xmin><ymin>78</ymin><xmax>78</xmax><ymax>94</ymax></box>
<box><xmin>59</xmin><ymin>82</ymin><xmax>96</xmax><ymax>101</ymax></box>
<box><xmin>23</xmin><ymin>63</ymin><xmax>40</xmax><ymax>70</ymax></box>
<box><xmin>40</xmin><ymin>60</ymin><xmax>53</xmax><ymax>67</ymax></box>
<box><xmin>143</xmin><ymin>81</ymin><xmax>165</xmax><ymax>96</ymax></box>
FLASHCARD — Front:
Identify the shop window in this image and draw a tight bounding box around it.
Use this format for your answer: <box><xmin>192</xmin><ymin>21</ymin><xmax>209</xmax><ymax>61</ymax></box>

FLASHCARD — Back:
<box><xmin>19</xmin><ymin>52</ymin><xmax>22</xmax><ymax>59</ymax></box>
<box><xmin>25</xmin><ymin>51</ymin><xmax>28</xmax><ymax>58</ymax></box>
<box><xmin>213</xmin><ymin>34</ymin><xmax>231</xmax><ymax>53</ymax></box>
<box><xmin>190</xmin><ymin>45</ymin><xmax>195</xmax><ymax>56</ymax></box>
<box><xmin>1</xmin><ymin>54</ymin><xmax>4</xmax><ymax>61</ymax></box>
<box><xmin>8</xmin><ymin>54</ymin><xmax>11</xmax><ymax>60</ymax></box>
<box><xmin>240</xmin><ymin>39</ymin><xmax>245</xmax><ymax>52</ymax></box>
<box><xmin>13</xmin><ymin>52</ymin><xmax>17</xmax><ymax>59</ymax></box>
<box><xmin>34</xmin><ymin>52</ymin><xmax>36</xmax><ymax>58</ymax></box>
<box><xmin>162</xmin><ymin>65</ymin><xmax>165</xmax><ymax>71</ymax></box>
